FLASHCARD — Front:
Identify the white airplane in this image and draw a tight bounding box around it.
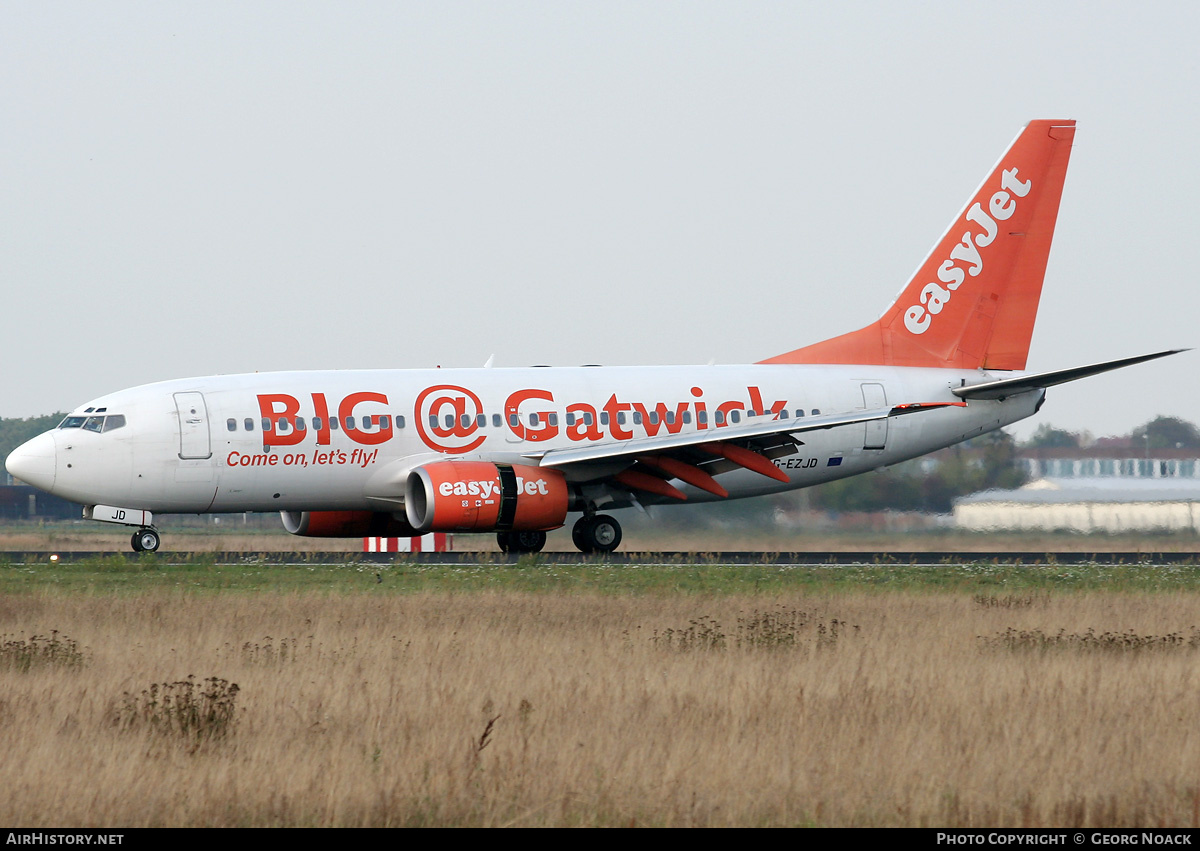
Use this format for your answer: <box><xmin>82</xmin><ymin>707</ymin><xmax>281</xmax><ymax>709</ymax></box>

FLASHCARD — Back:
<box><xmin>5</xmin><ymin>120</ymin><xmax>1181</xmax><ymax>554</ymax></box>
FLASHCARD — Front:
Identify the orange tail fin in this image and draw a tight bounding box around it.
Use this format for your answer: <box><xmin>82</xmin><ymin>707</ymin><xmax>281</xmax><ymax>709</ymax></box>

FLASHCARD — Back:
<box><xmin>761</xmin><ymin>120</ymin><xmax>1076</xmax><ymax>370</ymax></box>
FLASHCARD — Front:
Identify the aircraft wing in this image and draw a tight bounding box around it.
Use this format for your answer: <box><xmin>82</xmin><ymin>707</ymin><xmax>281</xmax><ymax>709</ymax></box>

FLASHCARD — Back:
<box><xmin>528</xmin><ymin>402</ymin><xmax>964</xmax><ymax>498</ymax></box>
<box><xmin>530</xmin><ymin>402</ymin><xmax>958</xmax><ymax>468</ymax></box>
<box><xmin>952</xmin><ymin>350</ymin><xmax>1186</xmax><ymax>401</ymax></box>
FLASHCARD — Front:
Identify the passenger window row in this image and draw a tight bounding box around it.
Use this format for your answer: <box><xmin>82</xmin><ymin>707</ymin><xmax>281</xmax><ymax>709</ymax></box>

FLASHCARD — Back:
<box><xmin>227</xmin><ymin>415</ymin><xmax>407</xmax><ymax>433</ymax></box>
<box><xmin>224</xmin><ymin>407</ymin><xmax>823</xmax><ymax>434</ymax></box>
<box><xmin>429</xmin><ymin>408</ymin><xmax>820</xmax><ymax>429</ymax></box>
<box><xmin>226</xmin><ymin>408</ymin><xmax>822</xmax><ymax>434</ymax></box>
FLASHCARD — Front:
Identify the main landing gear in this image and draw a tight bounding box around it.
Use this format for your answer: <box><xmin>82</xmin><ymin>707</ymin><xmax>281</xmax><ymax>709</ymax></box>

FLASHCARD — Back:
<box><xmin>131</xmin><ymin>528</ymin><xmax>161</xmax><ymax>553</ymax></box>
<box><xmin>495</xmin><ymin>514</ymin><xmax>624</xmax><ymax>555</ymax></box>
<box><xmin>572</xmin><ymin>514</ymin><xmax>622</xmax><ymax>554</ymax></box>
<box><xmin>497</xmin><ymin>530</ymin><xmax>547</xmax><ymax>554</ymax></box>
<box><xmin>499</xmin><ymin>513</ymin><xmax>628</xmax><ymax>554</ymax></box>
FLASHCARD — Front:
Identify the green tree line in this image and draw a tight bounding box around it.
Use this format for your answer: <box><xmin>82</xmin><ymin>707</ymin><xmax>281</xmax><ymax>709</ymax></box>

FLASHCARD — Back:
<box><xmin>804</xmin><ymin>430</ymin><xmax>1026</xmax><ymax>514</ymax></box>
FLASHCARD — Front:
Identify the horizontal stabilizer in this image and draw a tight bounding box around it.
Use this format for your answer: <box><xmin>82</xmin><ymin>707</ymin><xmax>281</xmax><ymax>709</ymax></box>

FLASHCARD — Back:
<box><xmin>952</xmin><ymin>350</ymin><xmax>1187</xmax><ymax>401</ymax></box>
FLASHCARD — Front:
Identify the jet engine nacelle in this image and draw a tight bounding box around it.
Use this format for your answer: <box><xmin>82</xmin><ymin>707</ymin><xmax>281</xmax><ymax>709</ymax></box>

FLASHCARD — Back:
<box><xmin>405</xmin><ymin>461</ymin><xmax>568</xmax><ymax>532</ymax></box>
<box><xmin>281</xmin><ymin>510</ymin><xmax>419</xmax><ymax>538</ymax></box>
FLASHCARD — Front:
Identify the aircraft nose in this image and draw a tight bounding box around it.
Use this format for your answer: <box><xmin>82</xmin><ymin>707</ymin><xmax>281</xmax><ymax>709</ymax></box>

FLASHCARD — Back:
<box><xmin>5</xmin><ymin>431</ymin><xmax>57</xmax><ymax>492</ymax></box>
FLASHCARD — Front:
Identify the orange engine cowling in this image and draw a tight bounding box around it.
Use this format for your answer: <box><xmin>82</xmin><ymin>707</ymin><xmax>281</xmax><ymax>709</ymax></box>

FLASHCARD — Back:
<box><xmin>405</xmin><ymin>461</ymin><xmax>568</xmax><ymax>533</ymax></box>
<box><xmin>281</xmin><ymin>510</ymin><xmax>419</xmax><ymax>538</ymax></box>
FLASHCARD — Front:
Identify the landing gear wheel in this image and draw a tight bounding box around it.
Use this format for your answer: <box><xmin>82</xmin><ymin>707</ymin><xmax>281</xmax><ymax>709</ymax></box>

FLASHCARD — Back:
<box><xmin>131</xmin><ymin>528</ymin><xmax>160</xmax><ymax>553</ymax></box>
<box><xmin>497</xmin><ymin>530</ymin><xmax>547</xmax><ymax>554</ymax></box>
<box><xmin>572</xmin><ymin>514</ymin><xmax>622</xmax><ymax>554</ymax></box>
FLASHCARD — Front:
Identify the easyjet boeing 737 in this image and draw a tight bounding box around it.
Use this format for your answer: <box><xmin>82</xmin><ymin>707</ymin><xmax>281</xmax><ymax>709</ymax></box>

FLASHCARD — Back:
<box><xmin>5</xmin><ymin>120</ymin><xmax>1182</xmax><ymax>553</ymax></box>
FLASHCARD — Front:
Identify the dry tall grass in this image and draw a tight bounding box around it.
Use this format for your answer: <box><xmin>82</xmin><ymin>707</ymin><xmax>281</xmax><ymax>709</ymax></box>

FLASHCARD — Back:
<box><xmin>2</xmin><ymin>590</ymin><xmax>1200</xmax><ymax>826</ymax></box>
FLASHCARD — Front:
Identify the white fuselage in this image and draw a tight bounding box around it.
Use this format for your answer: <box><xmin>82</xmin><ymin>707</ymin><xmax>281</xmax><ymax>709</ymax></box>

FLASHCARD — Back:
<box><xmin>11</xmin><ymin>363</ymin><xmax>1041</xmax><ymax>515</ymax></box>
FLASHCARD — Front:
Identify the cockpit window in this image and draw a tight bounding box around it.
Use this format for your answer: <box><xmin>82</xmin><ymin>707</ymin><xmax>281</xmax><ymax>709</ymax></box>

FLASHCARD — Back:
<box><xmin>60</xmin><ymin>414</ymin><xmax>127</xmax><ymax>432</ymax></box>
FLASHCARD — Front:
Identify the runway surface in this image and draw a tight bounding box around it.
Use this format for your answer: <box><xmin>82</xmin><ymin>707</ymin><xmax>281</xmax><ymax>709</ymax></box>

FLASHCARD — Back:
<box><xmin>5</xmin><ymin>551</ymin><xmax>1200</xmax><ymax>565</ymax></box>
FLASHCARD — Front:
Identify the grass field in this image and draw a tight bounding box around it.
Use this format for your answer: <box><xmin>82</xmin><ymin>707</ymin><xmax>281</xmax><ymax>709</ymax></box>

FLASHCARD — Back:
<box><xmin>4</xmin><ymin>557</ymin><xmax>1200</xmax><ymax>826</ymax></box>
<box><xmin>6</xmin><ymin>553</ymin><xmax>1200</xmax><ymax>594</ymax></box>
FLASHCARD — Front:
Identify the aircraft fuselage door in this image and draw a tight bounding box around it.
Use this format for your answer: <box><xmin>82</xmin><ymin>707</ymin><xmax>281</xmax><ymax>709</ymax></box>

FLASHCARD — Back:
<box><xmin>861</xmin><ymin>383</ymin><xmax>887</xmax><ymax>450</ymax></box>
<box><xmin>174</xmin><ymin>392</ymin><xmax>212</xmax><ymax>459</ymax></box>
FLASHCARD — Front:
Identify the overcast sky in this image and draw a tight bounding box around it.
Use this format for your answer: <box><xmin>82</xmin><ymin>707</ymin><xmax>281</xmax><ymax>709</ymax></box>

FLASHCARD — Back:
<box><xmin>3</xmin><ymin>2</ymin><xmax>1196</xmax><ymax>440</ymax></box>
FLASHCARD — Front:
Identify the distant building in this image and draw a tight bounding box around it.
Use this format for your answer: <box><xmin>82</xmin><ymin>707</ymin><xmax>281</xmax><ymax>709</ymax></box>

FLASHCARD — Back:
<box><xmin>954</xmin><ymin>478</ymin><xmax>1200</xmax><ymax>533</ymax></box>
<box><xmin>1019</xmin><ymin>447</ymin><xmax>1200</xmax><ymax>480</ymax></box>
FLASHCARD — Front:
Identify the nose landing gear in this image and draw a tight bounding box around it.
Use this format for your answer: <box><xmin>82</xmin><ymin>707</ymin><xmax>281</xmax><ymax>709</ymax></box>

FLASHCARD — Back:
<box><xmin>131</xmin><ymin>528</ymin><xmax>161</xmax><ymax>553</ymax></box>
<box><xmin>82</xmin><ymin>505</ymin><xmax>161</xmax><ymax>554</ymax></box>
